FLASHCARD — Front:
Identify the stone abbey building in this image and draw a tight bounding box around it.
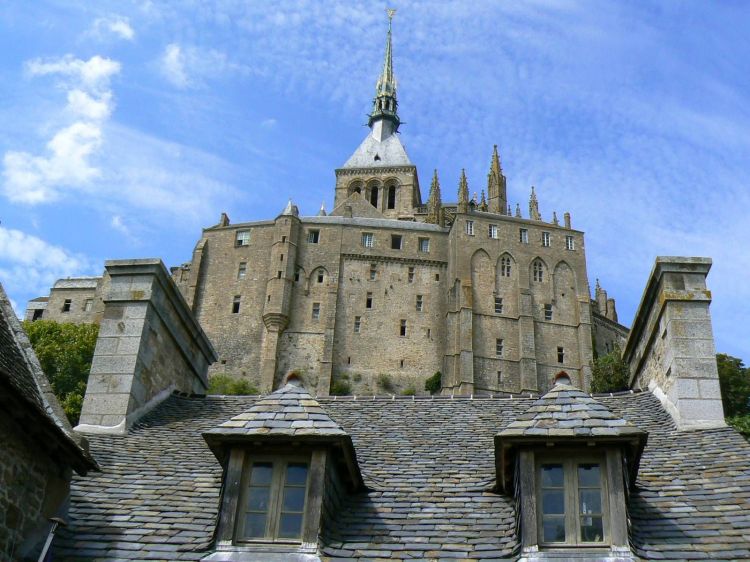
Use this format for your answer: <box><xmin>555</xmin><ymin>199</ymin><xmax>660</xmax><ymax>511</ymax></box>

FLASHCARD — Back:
<box><xmin>27</xmin><ymin>18</ymin><xmax>627</xmax><ymax>397</ymax></box>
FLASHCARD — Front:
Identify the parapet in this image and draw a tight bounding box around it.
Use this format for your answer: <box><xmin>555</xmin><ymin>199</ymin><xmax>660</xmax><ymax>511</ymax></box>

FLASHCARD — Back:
<box><xmin>622</xmin><ymin>257</ymin><xmax>724</xmax><ymax>430</ymax></box>
<box><xmin>76</xmin><ymin>259</ymin><xmax>217</xmax><ymax>434</ymax></box>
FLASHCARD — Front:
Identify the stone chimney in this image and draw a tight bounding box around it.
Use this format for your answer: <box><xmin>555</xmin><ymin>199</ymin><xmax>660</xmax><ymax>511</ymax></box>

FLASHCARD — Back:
<box><xmin>76</xmin><ymin>259</ymin><xmax>217</xmax><ymax>434</ymax></box>
<box><xmin>622</xmin><ymin>257</ymin><xmax>724</xmax><ymax>430</ymax></box>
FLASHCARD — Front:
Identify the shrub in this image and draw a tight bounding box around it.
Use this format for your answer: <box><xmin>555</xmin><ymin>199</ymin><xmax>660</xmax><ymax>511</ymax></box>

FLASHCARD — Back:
<box><xmin>377</xmin><ymin>373</ymin><xmax>394</xmax><ymax>393</ymax></box>
<box><xmin>207</xmin><ymin>374</ymin><xmax>259</xmax><ymax>395</ymax></box>
<box><xmin>727</xmin><ymin>415</ymin><xmax>750</xmax><ymax>440</ymax></box>
<box><xmin>330</xmin><ymin>376</ymin><xmax>352</xmax><ymax>396</ymax></box>
<box><xmin>401</xmin><ymin>386</ymin><xmax>416</xmax><ymax>396</ymax></box>
<box><xmin>425</xmin><ymin>371</ymin><xmax>442</xmax><ymax>394</ymax></box>
<box><xmin>717</xmin><ymin>353</ymin><xmax>750</xmax><ymax>417</ymax></box>
<box><xmin>590</xmin><ymin>347</ymin><xmax>629</xmax><ymax>393</ymax></box>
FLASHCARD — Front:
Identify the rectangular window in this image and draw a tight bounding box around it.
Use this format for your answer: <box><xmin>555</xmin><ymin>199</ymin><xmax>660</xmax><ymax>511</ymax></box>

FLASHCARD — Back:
<box><xmin>311</xmin><ymin>302</ymin><xmax>320</xmax><ymax>321</ymax></box>
<box><xmin>62</xmin><ymin>299</ymin><xmax>72</xmax><ymax>312</ymax></box>
<box><xmin>416</xmin><ymin>295</ymin><xmax>423</xmax><ymax>312</ymax></box>
<box><xmin>369</xmin><ymin>264</ymin><xmax>377</xmax><ymax>280</ymax></box>
<box><xmin>496</xmin><ymin>338</ymin><xmax>504</xmax><ymax>357</ymax></box>
<box><xmin>294</xmin><ymin>270</ymin><xmax>300</xmax><ymax>283</ymax></box>
<box><xmin>466</xmin><ymin>220</ymin><xmax>475</xmax><ymax>236</ymax></box>
<box><xmin>418</xmin><ymin>237</ymin><xmax>430</xmax><ymax>253</ymax></box>
<box><xmin>545</xmin><ymin>304</ymin><xmax>553</xmax><ymax>321</ymax></box>
<box><xmin>495</xmin><ymin>297</ymin><xmax>503</xmax><ymax>314</ymax></box>
<box><xmin>232</xmin><ymin>296</ymin><xmax>241</xmax><ymax>314</ymax></box>
<box><xmin>557</xmin><ymin>346</ymin><xmax>565</xmax><ymax>364</ymax></box>
<box><xmin>236</xmin><ymin>230</ymin><xmax>251</xmax><ymax>247</ymax></box>
<box><xmin>400</xmin><ymin>319</ymin><xmax>407</xmax><ymax>337</ymax></box>
<box><xmin>566</xmin><ymin>235</ymin><xmax>575</xmax><ymax>250</ymax></box>
<box><xmin>307</xmin><ymin>229</ymin><xmax>320</xmax><ymax>244</ymax></box>
<box><xmin>362</xmin><ymin>232</ymin><xmax>374</xmax><ymax>248</ymax></box>
<box><xmin>317</xmin><ymin>271</ymin><xmax>324</xmax><ymax>283</ymax></box>
<box><xmin>237</xmin><ymin>458</ymin><xmax>310</xmax><ymax>542</ymax></box>
<box><xmin>366</xmin><ymin>292</ymin><xmax>373</xmax><ymax>309</ymax></box>
<box><xmin>542</xmin><ymin>231</ymin><xmax>551</xmax><ymax>247</ymax></box>
<box><xmin>83</xmin><ymin>298</ymin><xmax>93</xmax><ymax>312</ymax></box>
<box><xmin>519</xmin><ymin>228</ymin><xmax>529</xmax><ymax>244</ymax></box>
<box><xmin>435</xmin><ymin>273</ymin><xmax>440</xmax><ymax>281</ymax></box>
<box><xmin>277</xmin><ymin>271</ymin><xmax>282</xmax><ymax>279</ymax></box>
<box><xmin>489</xmin><ymin>224</ymin><xmax>498</xmax><ymax>239</ymax></box>
<box><xmin>238</xmin><ymin>262</ymin><xmax>247</xmax><ymax>280</ymax></box>
<box><xmin>354</xmin><ymin>316</ymin><xmax>361</xmax><ymax>333</ymax></box>
<box><xmin>408</xmin><ymin>267</ymin><xmax>415</xmax><ymax>283</ymax></box>
<box><xmin>391</xmin><ymin>234</ymin><xmax>403</xmax><ymax>250</ymax></box>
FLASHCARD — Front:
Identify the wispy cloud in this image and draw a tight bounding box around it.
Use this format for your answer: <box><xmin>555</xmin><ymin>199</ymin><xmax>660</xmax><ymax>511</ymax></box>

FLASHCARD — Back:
<box><xmin>160</xmin><ymin>43</ymin><xmax>189</xmax><ymax>88</ymax></box>
<box><xmin>158</xmin><ymin>42</ymin><xmax>249</xmax><ymax>89</ymax></box>
<box><xmin>90</xmin><ymin>15</ymin><xmax>135</xmax><ymax>42</ymax></box>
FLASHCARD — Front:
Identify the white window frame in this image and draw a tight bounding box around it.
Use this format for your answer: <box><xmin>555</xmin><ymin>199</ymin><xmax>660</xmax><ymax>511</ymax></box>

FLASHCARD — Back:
<box><xmin>418</xmin><ymin>238</ymin><xmax>430</xmax><ymax>253</ymax></box>
<box><xmin>238</xmin><ymin>262</ymin><xmax>247</xmax><ymax>280</ymax></box>
<box><xmin>466</xmin><ymin>220</ymin><xmax>475</xmax><ymax>236</ymax></box>
<box><xmin>566</xmin><ymin>235</ymin><xmax>575</xmax><ymax>251</ymax></box>
<box><xmin>520</xmin><ymin>228</ymin><xmax>529</xmax><ymax>244</ymax></box>
<box><xmin>311</xmin><ymin>302</ymin><xmax>320</xmax><ymax>321</ymax></box>
<box><xmin>307</xmin><ymin>230</ymin><xmax>320</xmax><ymax>244</ymax></box>
<box><xmin>542</xmin><ymin>232</ymin><xmax>551</xmax><ymax>247</ymax></box>
<box><xmin>362</xmin><ymin>232</ymin><xmax>374</xmax><ymax>248</ymax></box>
<box><xmin>416</xmin><ymin>295</ymin><xmax>423</xmax><ymax>312</ymax></box>
<box><xmin>489</xmin><ymin>224</ymin><xmax>498</xmax><ymax>239</ymax></box>
<box><xmin>496</xmin><ymin>338</ymin><xmax>504</xmax><ymax>357</ymax></box>
<box><xmin>236</xmin><ymin>230</ymin><xmax>251</xmax><ymax>247</ymax></box>
<box><xmin>495</xmin><ymin>297</ymin><xmax>503</xmax><ymax>314</ymax></box>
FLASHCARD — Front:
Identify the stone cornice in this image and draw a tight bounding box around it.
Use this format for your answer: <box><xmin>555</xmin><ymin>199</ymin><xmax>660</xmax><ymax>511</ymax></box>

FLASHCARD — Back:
<box><xmin>342</xmin><ymin>253</ymin><xmax>447</xmax><ymax>268</ymax></box>
<box><xmin>335</xmin><ymin>165</ymin><xmax>416</xmax><ymax>177</ymax></box>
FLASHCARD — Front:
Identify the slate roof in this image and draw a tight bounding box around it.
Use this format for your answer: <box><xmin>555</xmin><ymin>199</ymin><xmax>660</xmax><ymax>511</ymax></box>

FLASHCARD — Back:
<box><xmin>55</xmin><ymin>391</ymin><xmax>750</xmax><ymax>561</ymax></box>
<box><xmin>342</xmin><ymin>131</ymin><xmax>412</xmax><ymax>169</ymax></box>
<box><xmin>52</xmin><ymin>276</ymin><xmax>101</xmax><ymax>289</ymax></box>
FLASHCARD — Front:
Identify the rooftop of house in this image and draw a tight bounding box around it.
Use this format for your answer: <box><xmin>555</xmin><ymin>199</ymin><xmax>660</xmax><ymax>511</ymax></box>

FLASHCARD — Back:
<box><xmin>55</xmin><ymin>388</ymin><xmax>750</xmax><ymax>561</ymax></box>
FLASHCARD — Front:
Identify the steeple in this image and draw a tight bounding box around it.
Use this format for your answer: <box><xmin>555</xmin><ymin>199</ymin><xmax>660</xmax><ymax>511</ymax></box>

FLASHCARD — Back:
<box><xmin>529</xmin><ymin>186</ymin><xmax>541</xmax><ymax>221</ymax></box>
<box><xmin>457</xmin><ymin>169</ymin><xmax>470</xmax><ymax>213</ymax></box>
<box><xmin>487</xmin><ymin>145</ymin><xmax>507</xmax><ymax>214</ymax></box>
<box><xmin>368</xmin><ymin>9</ymin><xmax>400</xmax><ymax>141</ymax></box>
<box><xmin>427</xmin><ymin>169</ymin><xmax>442</xmax><ymax>225</ymax></box>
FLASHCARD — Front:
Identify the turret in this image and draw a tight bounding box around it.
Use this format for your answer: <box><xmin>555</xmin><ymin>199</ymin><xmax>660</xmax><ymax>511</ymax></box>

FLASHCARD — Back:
<box><xmin>457</xmin><ymin>169</ymin><xmax>470</xmax><ymax>213</ymax></box>
<box><xmin>487</xmin><ymin>145</ymin><xmax>507</xmax><ymax>214</ymax></box>
<box><xmin>529</xmin><ymin>186</ymin><xmax>541</xmax><ymax>221</ymax></box>
<box><xmin>426</xmin><ymin>169</ymin><xmax>442</xmax><ymax>225</ymax></box>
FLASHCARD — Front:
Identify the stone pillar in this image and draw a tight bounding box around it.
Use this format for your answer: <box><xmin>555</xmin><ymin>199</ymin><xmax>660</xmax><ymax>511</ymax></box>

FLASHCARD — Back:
<box><xmin>577</xmin><ymin>298</ymin><xmax>594</xmax><ymax>390</ymax></box>
<box><xmin>77</xmin><ymin>259</ymin><xmax>217</xmax><ymax>434</ymax></box>
<box><xmin>518</xmin><ymin>289</ymin><xmax>538</xmax><ymax>391</ymax></box>
<box><xmin>623</xmin><ymin>257</ymin><xmax>725</xmax><ymax>430</ymax></box>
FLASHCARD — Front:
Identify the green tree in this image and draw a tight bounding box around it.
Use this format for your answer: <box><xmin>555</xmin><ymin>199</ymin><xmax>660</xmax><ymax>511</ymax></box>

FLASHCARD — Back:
<box><xmin>716</xmin><ymin>353</ymin><xmax>750</xmax><ymax>417</ymax></box>
<box><xmin>424</xmin><ymin>371</ymin><xmax>442</xmax><ymax>394</ymax></box>
<box><xmin>590</xmin><ymin>346</ymin><xmax>629</xmax><ymax>393</ymax></box>
<box><xmin>22</xmin><ymin>320</ymin><xmax>99</xmax><ymax>426</ymax></box>
<box><xmin>207</xmin><ymin>373</ymin><xmax>259</xmax><ymax>395</ymax></box>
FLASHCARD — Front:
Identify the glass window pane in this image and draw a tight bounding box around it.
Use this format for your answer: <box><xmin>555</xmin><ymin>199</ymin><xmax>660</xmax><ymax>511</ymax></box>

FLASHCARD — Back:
<box><xmin>278</xmin><ymin>513</ymin><xmax>303</xmax><ymax>539</ymax></box>
<box><xmin>285</xmin><ymin>463</ymin><xmax>308</xmax><ymax>486</ymax></box>
<box><xmin>541</xmin><ymin>464</ymin><xmax>564</xmax><ymax>487</ymax></box>
<box><xmin>247</xmin><ymin>487</ymin><xmax>271</xmax><ymax>511</ymax></box>
<box><xmin>579</xmin><ymin>489</ymin><xmax>602</xmax><ymax>515</ymax></box>
<box><xmin>543</xmin><ymin>517</ymin><xmax>566</xmax><ymax>543</ymax></box>
<box><xmin>578</xmin><ymin>464</ymin><xmax>601</xmax><ymax>487</ymax></box>
<box><xmin>283</xmin><ymin>486</ymin><xmax>306</xmax><ymax>512</ymax></box>
<box><xmin>580</xmin><ymin>516</ymin><xmax>604</xmax><ymax>542</ymax></box>
<box><xmin>250</xmin><ymin>462</ymin><xmax>273</xmax><ymax>485</ymax></box>
<box><xmin>244</xmin><ymin>513</ymin><xmax>267</xmax><ymax>538</ymax></box>
<box><xmin>542</xmin><ymin>490</ymin><xmax>565</xmax><ymax>515</ymax></box>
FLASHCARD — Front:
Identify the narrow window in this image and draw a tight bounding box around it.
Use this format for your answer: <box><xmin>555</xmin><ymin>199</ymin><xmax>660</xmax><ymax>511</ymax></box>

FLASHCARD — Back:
<box><xmin>489</xmin><ymin>224</ymin><xmax>498</xmax><ymax>239</ymax></box>
<box><xmin>236</xmin><ymin>230</ymin><xmax>251</xmax><ymax>247</ymax></box>
<box><xmin>501</xmin><ymin>256</ymin><xmax>512</xmax><ymax>277</ymax></box>
<box><xmin>294</xmin><ymin>270</ymin><xmax>300</xmax><ymax>282</ymax></box>
<box><xmin>416</xmin><ymin>295</ymin><xmax>423</xmax><ymax>312</ymax></box>
<box><xmin>354</xmin><ymin>316</ymin><xmax>361</xmax><ymax>333</ymax></box>
<box><xmin>408</xmin><ymin>267</ymin><xmax>415</xmax><ymax>283</ymax></box>
<box><xmin>62</xmin><ymin>299</ymin><xmax>72</xmax><ymax>312</ymax></box>
<box><xmin>557</xmin><ymin>346</ymin><xmax>565</xmax><ymax>363</ymax></box>
<box><xmin>277</xmin><ymin>271</ymin><xmax>282</xmax><ymax>279</ymax></box>
<box><xmin>496</xmin><ymin>338</ymin><xmax>504</xmax><ymax>357</ymax></box>
<box><xmin>317</xmin><ymin>271</ymin><xmax>324</xmax><ymax>283</ymax></box>
<box><xmin>232</xmin><ymin>296</ymin><xmax>241</xmax><ymax>314</ymax></box>
<box><xmin>497</xmin><ymin>370</ymin><xmax>502</xmax><ymax>385</ymax></box>
<box><xmin>282</xmin><ymin>235</ymin><xmax>287</xmax><ymax>243</ymax></box>
<box><xmin>83</xmin><ymin>298</ymin><xmax>93</xmax><ymax>312</ymax></box>
<box><xmin>542</xmin><ymin>231</ymin><xmax>551</xmax><ymax>247</ymax></box>
<box><xmin>466</xmin><ymin>220</ymin><xmax>475</xmax><ymax>236</ymax></box>
<box><xmin>519</xmin><ymin>228</ymin><xmax>529</xmax><ymax>244</ymax></box>
<box><xmin>366</xmin><ymin>292</ymin><xmax>373</xmax><ymax>309</ymax></box>
<box><xmin>544</xmin><ymin>304</ymin><xmax>553</xmax><ymax>321</ymax></box>
<box><xmin>418</xmin><ymin>237</ymin><xmax>430</xmax><ymax>253</ymax></box>
<box><xmin>435</xmin><ymin>273</ymin><xmax>440</xmax><ymax>281</ymax></box>
<box><xmin>495</xmin><ymin>297</ymin><xmax>503</xmax><ymax>314</ymax></box>
<box><xmin>391</xmin><ymin>234</ymin><xmax>402</xmax><ymax>250</ymax></box>
<box><xmin>400</xmin><ymin>359</ymin><xmax>404</xmax><ymax>368</ymax></box>
<box><xmin>312</xmin><ymin>302</ymin><xmax>320</xmax><ymax>321</ymax></box>
<box><xmin>370</xmin><ymin>186</ymin><xmax>379</xmax><ymax>207</ymax></box>
<box><xmin>426</xmin><ymin>328</ymin><xmax>431</xmax><ymax>338</ymax></box>
<box><xmin>533</xmin><ymin>260</ymin><xmax>544</xmax><ymax>282</ymax></box>
<box><xmin>362</xmin><ymin>232</ymin><xmax>374</xmax><ymax>248</ymax></box>
<box><xmin>280</xmin><ymin>254</ymin><xmax>284</xmax><ymax>262</ymax></box>
<box><xmin>369</xmin><ymin>264</ymin><xmax>377</xmax><ymax>280</ymax></box>
<box><xmin>566</xmin><ymin>235</ymin><xmax>575</xmax><ymax>250</ymax></box>
<box><xmin>400</xmin><ymin>319</ymin><xmax>407</xmax><ymax>337</ymax></box>
<box><xmin>387</xmin><ymin>185</ymin><xmax>396</xmax><ymax>209</ymax></box>
<box><xmin>238</xmin><ymin>262</ymin><xmax>247</xmax><ymax>280</ymax></box>
<box><xmin>307</xmin><ymin>230</ymin><xmax>320</xmax><ymax>244</ymax></box>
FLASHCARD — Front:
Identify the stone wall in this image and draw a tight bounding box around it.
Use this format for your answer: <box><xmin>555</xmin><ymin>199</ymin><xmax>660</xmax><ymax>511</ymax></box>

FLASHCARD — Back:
<box><xmin>592</xmin><ymin>311</ymin><xmax>629</xmax><ymax>357</ymax></box>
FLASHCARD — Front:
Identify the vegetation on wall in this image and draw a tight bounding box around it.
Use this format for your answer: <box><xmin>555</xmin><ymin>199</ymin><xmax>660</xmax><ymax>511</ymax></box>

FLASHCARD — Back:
<box><xmin>330</xmin><ymin>373</ymin><xmax>352</xmax><ymax>396</ymax></box>
<box><xmin>590</xmin><ymin>346</ymin><xmax>629</xmax><ymax>393</ymax></box>
<box><xmin>376</xmin><ymin>373</ymin><xmax>395</xmax><ymax>393</ymax></box>
<box><xmin>424</xmin><ymin>371</ymin><xmax>442</xmax><ymax>394</ymax></box>
<box><xmin>717</xmin><ymin>353</ymin><xmax>750</xmax><ymax>438</ymax></box>
<box><xmin>207</xmin><ymin>373</ymin><xmax>259</xmax><ymax>395</ymax></box>
<box><xmin>22</xmin><ymin>320</ymin><xmax>99</xmax><ymax>426</ymax></box>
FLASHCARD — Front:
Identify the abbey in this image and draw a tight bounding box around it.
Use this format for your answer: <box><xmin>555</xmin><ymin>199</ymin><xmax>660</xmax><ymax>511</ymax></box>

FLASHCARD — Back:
<box><xmin>26</xmin><ymin>18</ymin><xmax>626</xmax><ymax>397</ymax></box>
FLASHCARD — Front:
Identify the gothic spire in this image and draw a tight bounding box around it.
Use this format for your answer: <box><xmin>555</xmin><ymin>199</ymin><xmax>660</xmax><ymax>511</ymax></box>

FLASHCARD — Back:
<box><xmin>529</xmin><ymin>186</ymin><xmax>541</xmax><ymax>221</ymax></box>
<box><xmin>457</xmin><ymin>169</ymin><xmax>469</xmax><ymax>213</ymax></box>
<box><xmin>368</xmin><ymin>9</ymin><xmax>400</xmax><ymax>139</ymax></box>
<box><xmin>480</xmin><ymin>190</ymin><xmax>488</xmax><ymax>211</ymax></box>
<box><xmin>487</xmin><ymin>145</ymin><xmax>507</xmax><ymax>214</ymax></box>
<box><xmin>427</xmin><ymin>169</ymin><xmax>442</xmax><ymax>225</ymax></box>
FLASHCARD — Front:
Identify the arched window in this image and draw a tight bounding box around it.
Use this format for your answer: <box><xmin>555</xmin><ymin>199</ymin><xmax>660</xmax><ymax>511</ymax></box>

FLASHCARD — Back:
<box><xmin>501</xmin><ymin>257</ymin><xmax>512</xmax><ymax>277</ymax></box>
<box><xmin>533</xmin><ymin>260</ymin><xmax>544</xmax><ymax>283</ymax></box>
<box><xmin>370</xmin><ymin>185</ymin><xmax>379</xmax><ymax>207</ymax></box>
<box><xmin>387</xmin><ymin>185</ymin><xmax>396</xmax><ymax>209</ymax></box>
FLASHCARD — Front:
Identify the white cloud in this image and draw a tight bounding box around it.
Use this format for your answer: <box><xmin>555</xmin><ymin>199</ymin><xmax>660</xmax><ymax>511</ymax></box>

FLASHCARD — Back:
<box><xmin>91</xmin><ymin>15</ymin><xmax>135</xmax><ymax>41</ymax></box>
<box><xmin>260</xmin><ymin>118</ymin><xmax>277</xmax><ymax>129</ymax></box>
<box><xmin>160</xmin><ymin>43</ymin><xmax>189</xmax><ymax>88</ymax></box>
<box><xmin>2</xmin><ymin>55</ymin><xmax>119</xmax><ymax>204</ymax></box>
<box><xmin>158</xmin><ymin>43</ymin><xmax>249</xmax><ymax>89</ymax></box>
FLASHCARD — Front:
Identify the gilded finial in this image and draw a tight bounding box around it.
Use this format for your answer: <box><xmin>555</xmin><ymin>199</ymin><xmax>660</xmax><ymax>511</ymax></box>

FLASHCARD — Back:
<box><xmin>387</xmin><ymin>8</ymin><xmax>397</xmax><ymax>26</ymax></box>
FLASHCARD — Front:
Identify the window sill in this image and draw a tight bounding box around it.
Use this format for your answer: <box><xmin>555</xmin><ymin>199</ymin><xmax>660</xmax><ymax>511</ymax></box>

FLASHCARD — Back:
<box><xmin>519</xmin><ymin>545</ymin><xmax>636</xmax><ymax>562</ymax></box>
<box><xmin>203</xmin><ymin>542</ymin><xmax>320</xmax><ymax>562</ymax></box>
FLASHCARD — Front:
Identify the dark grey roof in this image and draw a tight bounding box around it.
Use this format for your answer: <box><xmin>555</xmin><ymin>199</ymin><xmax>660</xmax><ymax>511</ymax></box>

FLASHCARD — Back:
<box><xmin>55</xmin><ymin>391</ymin><xmax>750</xmax><ymax>560</ymax></box>
<box><xmin>0</xmin><ymin>283</ymin><xmax>96</xmax><ymax>474</ymax></box>
<box><xmin>52</xmin><ymin>276</ymin><xmax>101</xmax><ymax>289</ymax></box>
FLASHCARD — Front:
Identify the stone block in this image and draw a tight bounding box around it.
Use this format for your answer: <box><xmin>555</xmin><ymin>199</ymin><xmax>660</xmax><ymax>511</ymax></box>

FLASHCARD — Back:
<box><xmin>698</xmin><ymin>378</ymin><xmax>722</xmax><ymax>400</ymax></box>
<box><xmin>89</xmin><ymin>354</ymin><xmax>138</xmax><ymax>376</ymax></box>
<box><xmin>677</xmin><ymin>398</ymin><xmax>725</xmax><ymax>425</ymax></box>
<box><xmin>673</xmin><ymin>378</ymin><xmax>699</xmax><ymax>399</ymax></box>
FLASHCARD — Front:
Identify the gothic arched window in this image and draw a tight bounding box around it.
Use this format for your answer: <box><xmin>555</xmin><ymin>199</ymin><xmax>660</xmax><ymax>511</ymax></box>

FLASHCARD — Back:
<box><xmin>501</xmin><ymin>257</ymin><xmax>512</xmax><ymax>277</ymax></box>
<box><xmin>533</xmin><ymin>260</ymin><xmax>544</xmax><ymax>283</ymax></box>
<box><xmin>370</xmin><ymin>186</ymin><xmax>379</xmax><ymax>207</ymax></box>
<box><xmin>387</xmin><ymin>185</ymin><xmax>396</xmax><ymax>209</ymax></box>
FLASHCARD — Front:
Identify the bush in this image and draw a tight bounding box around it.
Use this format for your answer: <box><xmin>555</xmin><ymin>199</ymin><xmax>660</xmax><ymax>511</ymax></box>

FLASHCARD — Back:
<box><xmin>330</xmin><ymin>376</ymin><xmax>352</xmax><ymax>396</ymax></box>
<box><xmin>590</xmin><ymin>346</ymin><xmax>629</xmax><ymax>394</ymax></box>
<box><xmin>425</xmin><ymin>371</ymin><xmax>442</xmax><ymax>394</ymax></box>
<box><xmin>401</xmin><ymin>386</ymin><xmax>416</xmax><ymax>396</ymax></box>
<box><xmin>727</xmin><ymin>415</ymin><xmax>750</xmax><ymax>439</ymax></box>
<box><xmin>717</xmin><ymin>353</ymin><xmax>750</xmax><ymax>417</ymax></box>
<box><xmin>377</xmin><ymin>373</ymin><xmax>394</xmax><ymax>393</ymax></box>
<box><xmin>22</xmin><ymin>320</ymin><xmax>99</xmax><ymax>426</ymax></box>
<box><xmin>207</xmin><ymin>374</ymin><xmax>259</xmax><ymax>395</ymax></box>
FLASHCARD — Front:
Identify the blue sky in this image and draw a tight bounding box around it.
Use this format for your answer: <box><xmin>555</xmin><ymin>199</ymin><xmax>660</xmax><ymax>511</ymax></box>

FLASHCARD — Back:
<box><xmin>1</xmin><ymin>1</ymin><xmax>748</xmax><ymax>361</ymax></box>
